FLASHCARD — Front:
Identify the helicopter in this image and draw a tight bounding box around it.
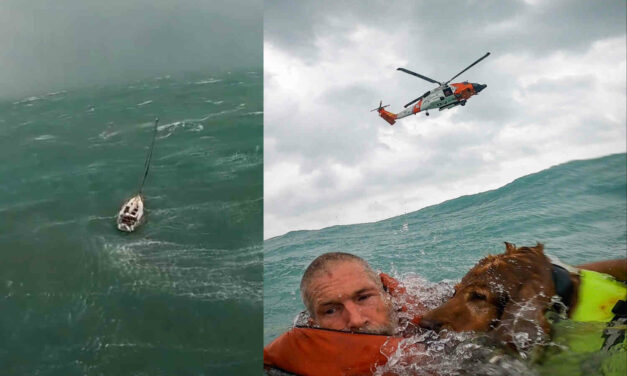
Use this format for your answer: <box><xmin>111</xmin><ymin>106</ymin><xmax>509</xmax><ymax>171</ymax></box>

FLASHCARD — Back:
<box><xmin>372</xmin><ymin>52</ymin><xmax>490</xmax><ymax>125</ymax></box>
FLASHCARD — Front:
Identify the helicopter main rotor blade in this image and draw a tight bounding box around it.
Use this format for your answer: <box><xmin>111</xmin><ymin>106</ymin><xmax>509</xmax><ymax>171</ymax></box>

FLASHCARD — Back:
<box><xmin>404</xmin><ymin>95</ymin><xmax>423</xmax><ymax>108</ymax></box>
<box><xmin>445</xmin><ymin>52</ymin><xmax>490</xmax><ymax>85</ymax></box>
<box><xmin>397</xmin><ymin>68</ymin><xmax>441</xmax><ymax>85</ymax></box>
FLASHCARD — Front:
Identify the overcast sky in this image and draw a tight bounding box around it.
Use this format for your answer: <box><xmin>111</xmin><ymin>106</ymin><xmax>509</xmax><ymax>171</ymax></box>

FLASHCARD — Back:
<box><xmin>0</xmin><ymin>0</ymin><xmax>261</xmax><ymax>99</ymax></box>
<box><xmin>264</xmin><ymin>0</ymin><xmax>627</xmax><ymax>239</ymax></box>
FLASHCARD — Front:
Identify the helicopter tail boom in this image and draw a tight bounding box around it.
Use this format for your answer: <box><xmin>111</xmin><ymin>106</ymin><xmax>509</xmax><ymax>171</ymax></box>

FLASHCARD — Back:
<box><xmin>378</xmin><ymin>108</ymin><xmax>397</xmax><ymax>125</ymax></box>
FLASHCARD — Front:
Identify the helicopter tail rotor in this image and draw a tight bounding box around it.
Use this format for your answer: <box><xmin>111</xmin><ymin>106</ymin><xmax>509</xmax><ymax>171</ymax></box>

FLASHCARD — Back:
<box><xmin>370</xmin><ymin>100</ymin><xmax>390</xmax><ymax>112</ymax></box>
<box><xmin>371</xmin><ymin>100</ymin><xmax>396</xmax><ymax>125</ymax></box>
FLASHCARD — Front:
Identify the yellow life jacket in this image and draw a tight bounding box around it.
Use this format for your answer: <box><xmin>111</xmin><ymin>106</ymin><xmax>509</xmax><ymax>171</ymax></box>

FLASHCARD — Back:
<box><xmin>570</xmin><ymin>269</ymin><xmax>627</xmax><ymax>322</ymax></box>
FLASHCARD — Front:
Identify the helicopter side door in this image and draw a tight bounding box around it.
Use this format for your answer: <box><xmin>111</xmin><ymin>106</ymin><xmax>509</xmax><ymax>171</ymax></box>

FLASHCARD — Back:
<box><xmin>442</xmin><ymin>86</ymin><xmax>453</xmax><ymax>97</ymax></box>
<box><xmin>425</xmin><ymin>87</ymin><xmax>451</xmax><ymax>110</ymax></box>
<box><xmin>433</xmin><ymin>86</ymin><xmax>456</xmax><ymax>109</ymax></box>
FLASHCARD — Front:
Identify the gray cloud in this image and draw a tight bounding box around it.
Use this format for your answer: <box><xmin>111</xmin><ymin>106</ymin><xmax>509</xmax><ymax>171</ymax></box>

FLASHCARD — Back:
<box><xmin>0</xmin><ymin>0</ymin><xmax>261</xmax><ymax>99</ymax></box>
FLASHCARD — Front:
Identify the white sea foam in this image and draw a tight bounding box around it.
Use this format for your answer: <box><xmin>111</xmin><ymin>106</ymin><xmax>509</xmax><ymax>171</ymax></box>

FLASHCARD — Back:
<box><xmin>194</xmin><ymin>78</ymin><xmax>222</xmax><ymax>85</ymax></box>
<box><xmin>137</xmin><ymin>100</ymin><xmax>153</xmax><ymax>106</ymax></box>
<box><xmin>156</xmin><ymin>132</ymin><xmax>173</xmax><ymax>140</ymax></box>
<box><xmin>13</xmin><ymin>96</ymin><xmax>41</xmax><ymax>105</ymax></box>
<box><xmin>99</xmin><ymin>237</ymin><xmax>262</xmax><ymax>303</ymax></box>
<box><xmin>44</xmin><ymin>90</ymin><xmax>67</xmax><ymax>97</ymax></box>
<box><xmin>33</xmin><ymin>134</ymin><xmax>56</xmax><ymax>141</ymax></box>
<box><xmin>98</xmin><ymin>130</ymin><xmax>119</xmax><ymax>140</ymax></box>
<box><xmin>157</xmin><ymin>108</ymin><xmax>242</xmax><ymax>133</ymax></box>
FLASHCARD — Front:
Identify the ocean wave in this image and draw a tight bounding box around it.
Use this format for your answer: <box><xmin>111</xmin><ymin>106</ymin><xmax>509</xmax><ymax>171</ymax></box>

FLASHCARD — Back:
<box><xmin>136</xmin><ymin>100</ymin><xmax>153</xmax><ymax>106</ymax></box>
<box><xmin>242</xmin><ymin>111</ymin><xmax>263</xmax><ymax>116</ymax></box>
<box><xmin>157</xmin><ymin>107</ymin><xmax>244</xmax><ymax>134</ymax></box>
<box><xmin>33</xmin><ymin>134</ymin><xmax>56</xmax><ymax>141</ymax></box>
<box><xmin>44</xmin><ymin>90</ymin><xmax>67</xmax><ymax>97</ymax></box>
<box><xmin>194</xmin><ymin>78</ymin><xmax>222</xmax><ymax>85</ymax></box>
<box><xmin>157</xmin><ymin>121</ymin><xmax>205</xmax><ymax>134</ymax></box>
<box><xmin>156</xmin><ymin>132</ymin><xmax>173</xmax><ymax>140</ymax></box>
<box><xmin>99</xmin><ymin>239</ymin><xmax>262</xmax><ymax>302</ymax></box>
<box><xmin>32</xmin><ymin>214</ymin><xmax>114</xmax><ymax>233</ymax></box>
<box><xmin>13</xmin><ymin>96</ymin><xmax>41</xmax><ymax>105</ymax></box>
<box><xmin>0</xmin><ymin>198</ymin><xmax>54</xmax><ymax>214</ymax></box>
<box><xmin>213</xmin><ymin>152</ymin><xmax>262</xmax><ymax>169</ymax></box>
<box><xmin>97</xmin><ymin>130</ymin><xmax>120</xmax><ymax>140</ymax></box>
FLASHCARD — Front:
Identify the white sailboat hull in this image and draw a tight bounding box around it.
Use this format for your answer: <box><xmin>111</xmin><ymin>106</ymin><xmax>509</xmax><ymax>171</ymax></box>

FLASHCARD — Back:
<box><xmin>116</xmin><ymin>194</ymin><xmax>145</xmax><ymax>232</ymax></box>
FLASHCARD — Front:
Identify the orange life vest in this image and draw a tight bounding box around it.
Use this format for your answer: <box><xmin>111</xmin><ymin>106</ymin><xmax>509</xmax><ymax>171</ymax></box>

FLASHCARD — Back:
<box><xmin>264</xmin><ymin>274</ymin><xmax>423</xmax><ymax>375</ymax></box>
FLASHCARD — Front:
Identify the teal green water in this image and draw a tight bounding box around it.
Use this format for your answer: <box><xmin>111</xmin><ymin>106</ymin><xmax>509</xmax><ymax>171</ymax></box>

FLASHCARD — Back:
<box><xmin>264</xmin><ymin>153</ymin><xmax>627</xmax><ymax>375</ymax></box>
<box><xmin>0</xmin><ymin>70</ymin><xmax>262</xmax><ymax>375</ymax></box>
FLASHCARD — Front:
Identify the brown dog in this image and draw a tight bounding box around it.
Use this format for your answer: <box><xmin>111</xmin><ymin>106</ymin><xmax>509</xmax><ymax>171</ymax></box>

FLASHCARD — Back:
<box><xmin>420</xmin><ymin>243</ymin><xmax>577</xmax><ymax>350</ymax></box>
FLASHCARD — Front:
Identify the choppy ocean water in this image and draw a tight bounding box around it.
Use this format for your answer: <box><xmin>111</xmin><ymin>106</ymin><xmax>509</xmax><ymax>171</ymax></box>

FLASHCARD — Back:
<box><xmin>0</xmin><ymin>69</ymin><xmax>262</xmax><ymax>375</ymax></box>
<box><xmin>264</xmin><ymin>153</ymin><xmax>627</xmax><ymax>375</ymax></box>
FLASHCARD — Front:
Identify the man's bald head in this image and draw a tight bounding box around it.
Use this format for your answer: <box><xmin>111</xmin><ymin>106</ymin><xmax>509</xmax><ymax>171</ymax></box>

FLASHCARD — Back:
<box><xmin>300</xmin><ymin>252</ymin><xmax>383</xmax><ymax>316</ymax></box>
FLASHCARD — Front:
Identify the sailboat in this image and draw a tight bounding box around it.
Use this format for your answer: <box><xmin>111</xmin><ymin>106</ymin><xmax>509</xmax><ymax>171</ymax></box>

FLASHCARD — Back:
<box><xmin>117</xmin><ymin>117</ymin><xmax>159</xmax><ymax>232</ymax></box>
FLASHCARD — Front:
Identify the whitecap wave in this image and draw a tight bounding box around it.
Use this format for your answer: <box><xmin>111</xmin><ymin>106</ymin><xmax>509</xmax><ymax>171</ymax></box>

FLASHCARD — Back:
<box><xmin>33</xmin><ymin>134</ymin><xmax>56</xmax><ymax>141</ymax></box>
<box><xmin>44</xmin><ymin>90</ymin><xmax>67</xmax><ymax>97</ymax></box>
<box><xmin>13</xmin><ymin>96</ymin><xmax>41</xmax><ymax>105</ymax></box>
<box><xmin>194</xmin><ymin>78</ymin><xmax>222</xmax><ymax>85</ymax></box>
<box><xmin>98</xmin><ymin>130</ymin><xmax>119</xmax><ymax>140</ymax></box>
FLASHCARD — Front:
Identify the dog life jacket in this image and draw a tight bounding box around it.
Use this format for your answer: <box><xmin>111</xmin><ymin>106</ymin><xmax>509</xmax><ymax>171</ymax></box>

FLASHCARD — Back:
<box><xmin>263</xmin><ymin>274</ymin><xmax>422</xmax><ymax>376</ymax></box>
<box><xmin>551</xmin><ymin>266</ymin><xmax>627</xmax><ymax>357</ymax></box>
<box><xmin>569</xmin><ymin>269</ymin><xmax>627</xmax><ymax>323</ymax></box>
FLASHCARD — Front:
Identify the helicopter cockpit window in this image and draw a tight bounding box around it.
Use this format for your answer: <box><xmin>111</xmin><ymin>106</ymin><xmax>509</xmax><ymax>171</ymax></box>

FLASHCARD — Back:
<box><xmin>443</xmin><ymin>87</ymin><xmax>453</xmax><ymax>96</ymax></box>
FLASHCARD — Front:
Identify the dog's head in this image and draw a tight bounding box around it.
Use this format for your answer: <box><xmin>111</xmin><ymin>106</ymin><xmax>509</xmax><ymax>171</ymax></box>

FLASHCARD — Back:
<box><xmin>421</xmin><ymin>242</ymin><xmax>556</xmax><ymax>350</ymax></box>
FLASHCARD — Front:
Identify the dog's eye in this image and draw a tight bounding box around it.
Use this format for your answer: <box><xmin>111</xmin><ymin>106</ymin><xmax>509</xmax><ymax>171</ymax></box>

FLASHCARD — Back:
<box><xmin>470</xmin><ymin>292</ymin><xmax>487</xmax><ymax>301</ymax></box>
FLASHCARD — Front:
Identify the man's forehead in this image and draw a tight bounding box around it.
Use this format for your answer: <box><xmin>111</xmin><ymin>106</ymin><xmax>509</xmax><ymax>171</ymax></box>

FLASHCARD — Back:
<box><xmin>314</xmin><ymin>259</ymin><xmax>368</xmax><ymax>278</ymax></box>
<box><xmin>309</xmin><ymin>260</ymin><xmax>378</xmax><ymax>293</ymax></box>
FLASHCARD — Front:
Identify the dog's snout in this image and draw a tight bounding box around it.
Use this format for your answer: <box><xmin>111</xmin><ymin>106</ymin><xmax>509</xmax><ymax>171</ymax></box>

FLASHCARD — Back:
<box><xmin>419</xmin><ymin>318</ymin><xmax>443</xmax><ymax>331</ymax></box>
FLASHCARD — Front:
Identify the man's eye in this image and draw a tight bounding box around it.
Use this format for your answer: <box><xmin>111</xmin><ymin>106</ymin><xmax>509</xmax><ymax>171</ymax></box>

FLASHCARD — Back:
<box><xmin>357</xmin><ymin>294</ymin><xmax>372</xmax><ymax>302</ymax></box>
<box><xmin>324</xmin><ymin>308</ymin><xmax>337</xmax><ymax>315</ymax></box>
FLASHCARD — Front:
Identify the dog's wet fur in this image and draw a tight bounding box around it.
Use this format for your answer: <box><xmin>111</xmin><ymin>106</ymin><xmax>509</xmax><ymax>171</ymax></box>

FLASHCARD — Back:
<box><xmin>421</xmin><ymin>243</ymin><xmax>580</xmax><ymax>350</ymax></box>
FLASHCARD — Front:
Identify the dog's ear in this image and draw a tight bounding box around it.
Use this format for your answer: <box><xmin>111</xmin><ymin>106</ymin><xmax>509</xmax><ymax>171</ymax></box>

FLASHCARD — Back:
<box><xmin>492</xmin><ymin>281</ymin><xmax>552</xmax><ymax>353</ymax></box>
<box><xmin>531</xmin><ymin>243</ymin><xmax>544</xmax><ymax>254</ymax></box>
<box><xmin>504</xmin><ymin>242</ymin><xmax>517</xmax><ymax>254</ymax></box>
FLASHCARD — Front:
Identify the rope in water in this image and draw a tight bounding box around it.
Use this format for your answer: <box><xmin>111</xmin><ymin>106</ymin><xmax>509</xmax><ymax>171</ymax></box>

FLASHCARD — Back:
<box><xmin>138</xmin><ymin>117</ymin><xmax>159</xmax><ymax>194</ymax></box>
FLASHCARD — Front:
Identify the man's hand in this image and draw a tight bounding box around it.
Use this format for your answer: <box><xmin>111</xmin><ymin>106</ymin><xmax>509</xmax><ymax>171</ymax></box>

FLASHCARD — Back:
<box><xmin>577</xmin><ymin>259</ymin><xmax>627</xmax><ymax>282</ymax></box>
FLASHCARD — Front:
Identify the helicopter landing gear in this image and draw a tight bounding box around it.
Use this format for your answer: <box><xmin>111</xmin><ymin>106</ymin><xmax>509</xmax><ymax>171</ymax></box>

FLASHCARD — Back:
<box><xmin>460</xmin><ymin>100</ymin><xmax>466</xmax><ymax>106</ymax></box>
<box><xmin>425</xmin><ymin>111</ymin><xmax>430</xmax><ymax>116</ymax></box>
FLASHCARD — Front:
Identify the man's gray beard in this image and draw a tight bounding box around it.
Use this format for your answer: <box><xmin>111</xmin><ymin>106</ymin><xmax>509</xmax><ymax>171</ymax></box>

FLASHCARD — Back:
<box><xmin>362</xmin><ymin>307</ymin><xmax>398</xmax><ymax>336</ymax></box>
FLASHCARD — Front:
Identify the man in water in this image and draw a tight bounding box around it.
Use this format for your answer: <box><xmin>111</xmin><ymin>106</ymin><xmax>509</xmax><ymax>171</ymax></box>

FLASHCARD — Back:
<box><xmin>299</xmin><ymin>252</ymin><xmax>398</xmax><ymax>335</ymax></box>
<box><xmin>299</xmin><ymin>252</ymin><xmax>627</xmax><ymax>335</ymax></box>
<box><xmin>264</xmin><ymin>252</ymin><xmax>418</xmax><ymax>375</ymax></box>
<box><xmin>264</xmin><ymin>251</ymin><xmax>627</xmax><ymax>375</ymax></box>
